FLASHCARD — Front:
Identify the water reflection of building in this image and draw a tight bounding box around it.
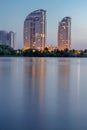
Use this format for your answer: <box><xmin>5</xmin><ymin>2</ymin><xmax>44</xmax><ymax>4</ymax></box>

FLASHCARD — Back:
<box><xmin>57</xmin><ymin>59</ymin><xmax>71</xmax><ymax>125</ymax></box>
<box><xmin>77</xmin><ymin>59</ymin><xmax>81</xmax><ymax>100</ymax></box>
<box><xmin>58</xmin><ymin>59</ymin><xmax>70</xmax><ymax>87</ymax></box>
<box><xmin>23</xmin><ymin>58</ymin><xmax>46</xmax><ymax>110</ymax></box>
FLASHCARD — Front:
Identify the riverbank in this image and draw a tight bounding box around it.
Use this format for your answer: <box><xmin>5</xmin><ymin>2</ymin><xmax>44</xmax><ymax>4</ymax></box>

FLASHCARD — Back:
<box><xmin>0</xmin><ymin>45</ymin><xmax>87</xmax><ymax>57</ymax></box>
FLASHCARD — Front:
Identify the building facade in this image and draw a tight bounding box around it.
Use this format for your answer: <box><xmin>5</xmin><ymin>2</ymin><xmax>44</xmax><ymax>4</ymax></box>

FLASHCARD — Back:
<box><xmin>0</xmin><ymin>31</ymin><xmax>16</xmax><ymax>49</ymax></box>
<box><xmin>24</xmin><ymin>9</ymin><xmax>46</xmax><ymax>50</ymax></box>
<box><xmin>58</xmin><ymin>17</ymin><xmax>71</xmax><ymax>50</ymax></box>
<box><xmin>0</xmin><ymin>31</ymin><xmax>9</xmax><ymax>45</ymax></box>
<box><xmin>9</xmin><ymin>31</ymin><xmax>16</xmax><ymax>49</ymax></box>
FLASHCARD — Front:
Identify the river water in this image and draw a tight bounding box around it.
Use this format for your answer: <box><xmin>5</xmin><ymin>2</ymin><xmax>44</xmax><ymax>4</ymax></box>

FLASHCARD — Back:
<box><xmin>0</xmin><ymin>57</ymin><xmax>87</xmax><ymax>130</ymax></box>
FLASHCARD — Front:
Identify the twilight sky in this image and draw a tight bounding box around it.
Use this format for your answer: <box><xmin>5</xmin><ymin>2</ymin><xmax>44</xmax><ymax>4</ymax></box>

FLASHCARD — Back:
<box><xmin>0</xmin><ymin>0</ymin><xmax>87</xmax><ymax>49</ymax></box>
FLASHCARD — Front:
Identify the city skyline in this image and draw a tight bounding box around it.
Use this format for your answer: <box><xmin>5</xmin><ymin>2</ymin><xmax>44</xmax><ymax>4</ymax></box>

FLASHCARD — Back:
<box><xmin>0</xmin><ymin>0</ymin><xmax>87</xmax><ymax>49</ymax></box>
<box><xmin>58</xmin><ymin>17</ymin><xmax>71</xmax><ymax>50</ymax></box>
<box><xmin>0</xmin><ymin>31</ymin><xmax>16</xmax><ymax>49</ymax></box>
<box><xmin>24</xmin><ymin>9</ymin><xmax>46</xmax><ymax>50</ymax></box>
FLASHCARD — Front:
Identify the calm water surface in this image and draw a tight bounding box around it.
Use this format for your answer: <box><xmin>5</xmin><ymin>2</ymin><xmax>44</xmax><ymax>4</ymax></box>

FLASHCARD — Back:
<box><xmin>0</xmin><ymin>57</ymin><xmax>87</xmax><ymax>130</ymax></box>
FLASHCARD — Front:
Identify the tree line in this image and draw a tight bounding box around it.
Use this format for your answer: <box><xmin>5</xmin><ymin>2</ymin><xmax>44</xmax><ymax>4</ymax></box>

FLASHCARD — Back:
<box><xmin>0</xmin><ymin>45</ymin><xmax>87</xmax><ymax>57</ymax></box>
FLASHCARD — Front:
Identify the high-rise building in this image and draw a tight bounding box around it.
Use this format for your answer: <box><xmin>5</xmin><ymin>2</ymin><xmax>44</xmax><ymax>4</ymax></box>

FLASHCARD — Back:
<box><xmin>58</xmin><ymin>17</ymin><xmax>71</xmax><ymax>50</ymax></box>
<box><xmin>24</xmin><ymin>9</ymin><xmax>46</xmax><ymax>50</ymax></box>
<box><xmin>9</xmin><ymin>31</ymin><xmax>16</xmax><ymax>49</ymax></box>
<box><xmin>0</xmin><ymin>31</ymin><xmax>16</xmax><ymax>49</ymax></box>
<box><xmin>0</xmin><ymin>31</ymin><xmax>9</xmax><ymax>45</ymax></box>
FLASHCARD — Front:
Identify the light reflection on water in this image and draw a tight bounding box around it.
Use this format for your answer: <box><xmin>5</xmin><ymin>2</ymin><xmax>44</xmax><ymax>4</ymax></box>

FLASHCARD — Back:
<box><xmin>0</xmin><ymin>58</ymin><xmax>87</xmax><ymax>129</ymax></box>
